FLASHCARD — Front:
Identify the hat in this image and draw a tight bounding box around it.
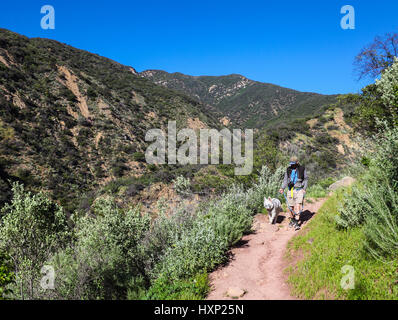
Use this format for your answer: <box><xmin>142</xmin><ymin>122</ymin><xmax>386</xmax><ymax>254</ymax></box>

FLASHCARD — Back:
<box><xmin>289</xmin><ymin>156</ymin><xmax>298</xmax><ymax>165</ymax></box>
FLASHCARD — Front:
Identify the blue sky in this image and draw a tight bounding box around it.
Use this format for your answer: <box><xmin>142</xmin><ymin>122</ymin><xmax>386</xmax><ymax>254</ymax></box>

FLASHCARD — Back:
<box><xmin>1</xmin><ymin>0</ymin><xmax>397</xmax><ymax>94</ymax></box>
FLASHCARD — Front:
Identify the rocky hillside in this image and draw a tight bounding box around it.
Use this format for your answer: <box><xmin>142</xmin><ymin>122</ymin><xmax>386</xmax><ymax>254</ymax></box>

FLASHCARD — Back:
<box><xmin>278</xmin><ymin>106</ymin><xmax>359</xmax><ymax>174</ymax></box>
<box><xmin>140</xmin><ymin>70</ymin><xmax>337</xmax><ymax>128</ymax></box>
<box><xmin>0</xmin><ymin>28</ymin><xmax>220</xmax><ymax>211</ymax></box>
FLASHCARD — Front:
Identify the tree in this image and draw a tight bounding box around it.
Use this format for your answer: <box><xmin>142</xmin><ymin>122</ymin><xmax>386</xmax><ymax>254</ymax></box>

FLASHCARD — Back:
<box><xmin>354</xmin><ymin>32</ymin><xmax>398</xmax><ymax>80</ymax></box>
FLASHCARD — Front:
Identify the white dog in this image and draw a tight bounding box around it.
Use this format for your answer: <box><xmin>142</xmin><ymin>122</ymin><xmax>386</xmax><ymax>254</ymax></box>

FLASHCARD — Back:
<box><xmin>263</xmin><ymin>197</ymin><xmax>282</xmax><ymax>224</ymax></box>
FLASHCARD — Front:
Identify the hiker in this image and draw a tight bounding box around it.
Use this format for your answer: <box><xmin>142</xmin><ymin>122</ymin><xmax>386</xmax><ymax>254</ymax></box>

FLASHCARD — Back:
<box><xmin>279</xmin><ymin>156</ymin><xmax>308</xmax><ymax>230</ymax></box>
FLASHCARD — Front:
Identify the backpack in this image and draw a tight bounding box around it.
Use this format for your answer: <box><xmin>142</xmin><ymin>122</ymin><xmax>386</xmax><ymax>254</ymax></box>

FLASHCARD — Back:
<box><xmin>287</xmin><ymin>165</ymin><xmax>305</xmax><ymax>189</ymax></box>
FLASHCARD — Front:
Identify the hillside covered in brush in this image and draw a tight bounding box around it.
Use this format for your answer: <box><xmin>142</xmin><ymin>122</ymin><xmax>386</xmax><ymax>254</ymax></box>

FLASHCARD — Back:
<box><xmin>140</xmin><ymin>70</ymin><xmax>337</xmax><ymax>128</ymax></box>
<box><xmin>0</xmin><ymin>28</ymin><xmax>220</xmax><ymax>211</ymax></box>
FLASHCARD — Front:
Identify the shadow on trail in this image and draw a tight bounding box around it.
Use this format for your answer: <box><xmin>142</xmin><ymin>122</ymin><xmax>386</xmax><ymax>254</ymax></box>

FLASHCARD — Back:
<box><xmin>276</xmin><ymin>215</ymin><xmax>286</xmax><ymax>224</ymax></box>
<box><xmin>298</xmin><ymin>209</ymin><xmax>315</xmax><ymax>224</ymax></box>
<box><xmin>215</xmin><ymin>240</ymin><xmax>249</xmax><ymax>269</ymax></box>
<box><xmin>233</xmin><ymin>239</ymin><xmax>249</xmax><ymax>248</ymax></box>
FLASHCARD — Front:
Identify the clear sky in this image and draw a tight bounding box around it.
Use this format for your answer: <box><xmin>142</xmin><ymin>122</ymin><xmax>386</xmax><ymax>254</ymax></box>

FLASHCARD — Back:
<box><xmin>1</xmin><ymin>0</ymin><xmax>397</xmax><ymax>94</ymax></box>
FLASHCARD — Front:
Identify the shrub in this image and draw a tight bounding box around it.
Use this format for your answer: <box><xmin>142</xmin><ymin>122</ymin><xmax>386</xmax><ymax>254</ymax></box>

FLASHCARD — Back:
<box><xmin>318</xmin><ymin>177</ymin><xmax>336</xmax><ymax>189</ymax></box>
<box><xmin>60</xmin><ymin>86</ymin><xmax>77</xmax><ymax>102</ymax></box>
<box><xmin>152</xmin><ymin>216</ymin><xmax>230</xmax><ymax>280</ymax></box>
<box><xmin>0</xmin><ymin>183</ymin><xmax>70</xmax><ymax>300</ymax></box>
<box><xmin>306</xmin><ymin>184</ymin><xmax>327</xmax><ymax>199</ymax></box>
<box><xmin>0</xmin><ymin>251</ymin><xmax>14</xmax><ymax>299</ymax></box>
<box><xmin>363</xmin><ymin>180</ymin><xmax>398</xmax><ymax>259</ymax></box>
<box><xmin>112</xmin><ymin>162</ymin><xmax>128</xmax><ymax>178</ymax></box>
<box><xmin>132</xmin><ymin>152</ymin><xmax>145</xmax><ymax>162</ymax></box>
<box><xmin>138</xmin><ymin>201</ymin><xmax>197</xmax><ymax>277</ymax></box>
<box><xmin>375</xmin><ymin>57</ymin><xmax>398</xmax><ymax>124</ymax></box>
<box><xmin>335</xmin><ymin>185</ymin><xmax>369</xmax><ymax>228</ymax></box>
<box><xmin>47</xmin><ymin>198</ymin><xmax>151</xmax><ymax>299</ymax></box>
<box><xmin>172</xmin><ymin>175</ymin><xmax>191</xmax><ymax>196</ymax></box>
<box><xmin>150</xmin><ymin>180</ymin><xmax>255</xmax><ymax>282</ymax></box>
<box><xmin>86</xmin><ymin>87</ymin><xmax>98</xmax><ymax>99</ymax></box>
<box><xmin>335</xmin><ymin>126</ymin><xmax>398</xmax><ymax>259</ymax></box>
<box><xmin>125</xmin><ymin>183</ymin><xmax>144</xmax><ymax>197</ymax></box>
<box><xmin>207</xmin><ymin>199</ymin><xmax>253</xmax><ymax>246</ymax></box>
<box><xmin>244</xmin><ymin>165</ymin><xmax>285</xmax><ymax>212</ymax></box>
<box><xmin>0</xmin><ymin>120</ymin><xmax>14</xmax><ymax>141</ymax></box>
<box><xmin>145</xmin><ymin>272</ymin><xmax>208</xmax><ymax>300</ymax></box>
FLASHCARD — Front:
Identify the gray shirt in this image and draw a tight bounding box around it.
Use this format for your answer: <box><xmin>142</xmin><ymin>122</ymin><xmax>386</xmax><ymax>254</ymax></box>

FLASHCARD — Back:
<box><xmin>281</xmin><ymin>167</ymin><xmax>308</xmax><ymax>190</ymax></box>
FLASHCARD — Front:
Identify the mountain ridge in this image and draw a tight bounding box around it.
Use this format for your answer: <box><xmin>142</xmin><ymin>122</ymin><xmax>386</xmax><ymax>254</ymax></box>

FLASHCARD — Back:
<box><xmin>140</xmin><ymin>69</ymin><xmax>338</xmax><ymax>128</ymax></box>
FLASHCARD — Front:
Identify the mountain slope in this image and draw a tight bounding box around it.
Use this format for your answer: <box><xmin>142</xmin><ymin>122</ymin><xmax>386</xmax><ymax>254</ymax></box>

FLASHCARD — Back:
<box><xmin>0</xmin><ymin>29</ymin><xmax>219</xmax><ymax>210</ymax></box>
<box><xmin>140</xmin><ymin>70</ymin><xmax>337</xmax><ymax>128</ymax></box>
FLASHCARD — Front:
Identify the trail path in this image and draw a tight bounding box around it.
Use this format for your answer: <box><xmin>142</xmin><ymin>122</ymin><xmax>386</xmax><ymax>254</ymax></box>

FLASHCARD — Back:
<box><xmin>206</xmin><ymin>198</ymin><xmax>326</xmax><ymax>300</ymax></box>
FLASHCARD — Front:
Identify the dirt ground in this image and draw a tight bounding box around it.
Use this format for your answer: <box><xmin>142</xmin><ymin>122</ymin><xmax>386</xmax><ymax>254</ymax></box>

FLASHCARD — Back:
<box><xmin>206</xmin><ymin>199</ymin><xmax>326</xmax><ymax>300</ymax></box>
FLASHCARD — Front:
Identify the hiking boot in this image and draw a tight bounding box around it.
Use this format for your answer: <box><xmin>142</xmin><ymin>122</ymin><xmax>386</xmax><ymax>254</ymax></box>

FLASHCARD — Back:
<box><xmin>294</xmin><ymin>220</ymin><xmax>301</xmax><ymax>231</ymax></box>
<box><xmin>289</xmin><ymin>218</ymin><xmax>299</xmax><ymax>228</ymax></box>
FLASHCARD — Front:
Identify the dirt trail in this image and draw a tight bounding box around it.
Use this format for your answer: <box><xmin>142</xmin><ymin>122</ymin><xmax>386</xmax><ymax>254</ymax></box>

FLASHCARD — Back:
<box><xmin>206</xmin><ymin>198</ymin><xmax>326</xmax><ymax>300</ymax></box>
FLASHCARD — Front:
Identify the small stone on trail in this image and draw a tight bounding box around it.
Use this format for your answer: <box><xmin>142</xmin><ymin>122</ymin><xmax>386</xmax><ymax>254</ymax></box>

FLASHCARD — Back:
<box><xmin>226</xmin><ymin>287</ymin><xmax>246</xmax><ymax>298</ymax></box>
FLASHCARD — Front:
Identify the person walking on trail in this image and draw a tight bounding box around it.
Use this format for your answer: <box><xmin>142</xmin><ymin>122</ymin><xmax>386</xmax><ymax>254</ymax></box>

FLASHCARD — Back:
<box><xmin>279</xmin><ymin>156</ymin><xmax>308</xmax><ymax>231</ymax></box>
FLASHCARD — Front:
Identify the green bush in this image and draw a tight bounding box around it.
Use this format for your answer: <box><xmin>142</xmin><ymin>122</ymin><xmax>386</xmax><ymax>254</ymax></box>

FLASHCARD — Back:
<box><xmin>139</xmin><ymin>205</ymin><xmax>197</xmax><ymax>275</ymax></box>
<box><xmin>336</xmin><ymin>126</ymin><xmax>398</xmax><ymax>259</ymax></box>
<box><xmin>112</xmin><ymin>162</ymin><xmax>128</xmax><ymax>177</ymax></box>
<box><xmin>0</xmin><ymin>251</ymin><xmax>14</xmax><ymax>299</ymax></box>
<box><xmin>0</xmin><ymin>183</ymin><xmax>70</xmax><ymax>300</ymax></box>
<box><xmin>335</xmin><ymin>185</ymin><xmax>368</xmax><ymax>228</ymax></box>
<box><xmin>319</xmin><ymin>177</ymin><xmax>336</xmax><ymax>189</ymax></box>
<box><xmin>375</xmin><ymin>57</ymin><xmax>398</xmax><ymax>125</ymax></box>
<box><xmin>145</xmin><ymin>272</ymin><xmax>208</xmax><ymax>300</ymax></box>
<box><xmin>132</xmin><ymin>152</ymin><xmax>145</xmax><ymax>162</ymax></box>
<box><xmin>244</xmin><ymin>165</ymin><xmax>285</xmax><ymax>212</ymax></box>
<box><xmin>48</xmin><ymin>198</ymin><xmax>151</xmax><ymax>299</ymax></box>
<box><xmin>60</xmin><ymin>86</ymin><xmax>77</xmax><ymax>102</ymax></box>
<box><xmin>86</xmin><ymin>87</ymin><xmax>98</xmax><ymax>99</ymax></box>
<box><xmin>306</xmin><ymin>184</ymin><xmax>327</xmax><ymax>199</ymax></box>
<box><xmin>305</xmin><ymin>177</ymin><xmax>335</xmax><ymax>199</ymax></box>
<box><xmin>153</xmin><ymin>215</ymin><xmax>235</xmax><ymax>280</ymax></box>
<box><xmin>192</xmin><ymin>166</ymin><xmax>234</xmax><ymax>194</ymax></box>
<box><xmin>172</xmin><ymin>175</ymin><xmax>191</xmax><ymax>197</ymax></box>
<box><xmin>363</xmin><ymin>181</ymin><xmax>398</xmax><ymax>259</ymax></box>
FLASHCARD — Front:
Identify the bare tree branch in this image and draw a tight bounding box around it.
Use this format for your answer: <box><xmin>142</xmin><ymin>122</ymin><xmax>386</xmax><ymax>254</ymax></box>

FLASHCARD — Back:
<box><xmin>354</xmin><ymin>32</ymin><xmax>398</xmax><ymax>80</ymax></box>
